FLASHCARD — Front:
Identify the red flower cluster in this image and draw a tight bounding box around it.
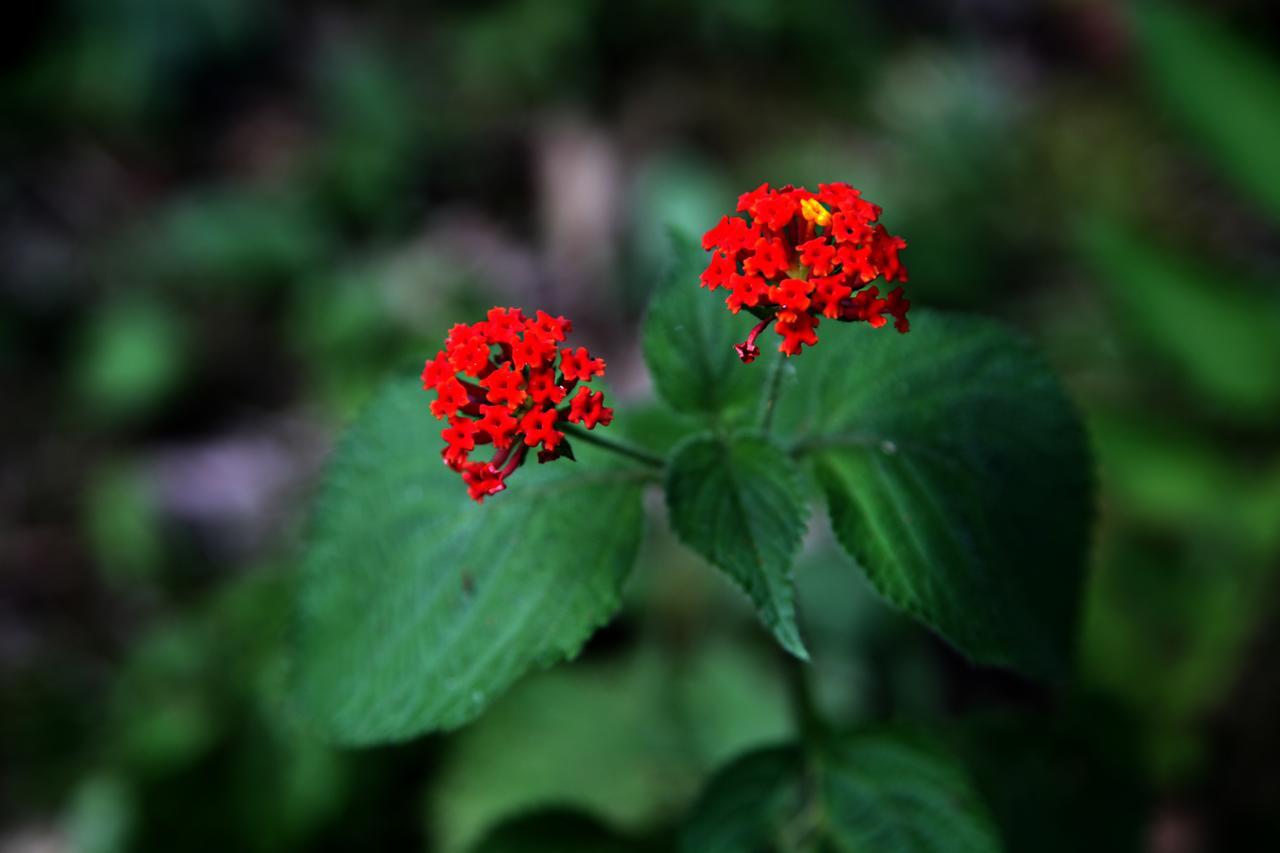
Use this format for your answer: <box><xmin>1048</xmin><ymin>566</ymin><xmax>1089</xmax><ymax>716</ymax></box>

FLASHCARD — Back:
<box><xmin>422</xmin><ymin>307</ymin><xmax>612</xmax><ymax>502</ymax></box>
<box><xmin>701</xmin><ymin>182</ymin><xmax>911</xmax><ymax>362</ymax></box>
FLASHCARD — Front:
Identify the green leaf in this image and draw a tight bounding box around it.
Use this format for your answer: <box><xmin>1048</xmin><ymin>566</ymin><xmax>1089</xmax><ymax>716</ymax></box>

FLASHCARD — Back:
<box><xmin>776</xmin><ymin>310</ymin><xmax>1092</xmax><ymax>680</ymax></box>
<box><xmin>432</xmin><ymin>640</ymin><xmax>791</xmax><ymax>853</ymax></box>
<box><xmin>681</xmin><ymin>730</ymin><xmax>1002</xmax><ymax>853</ymax></box>
<box><xmin>642</xmin><ymin>230</ymin><xmax>758</xmax><ymax>418</ymax></box>
<box><xmin>1079</xmin><ymin>220</ymin><xmax>1280</xmax><ymax>421</ymax></box>
<box><xmin>293</xmin><ymin>379</ymin><xmax>646</xmax><ymax>744</ymax></box>
<box><xmin>665</xmin><ymin>433</ymin><xmax>809</xmax><ymax>659</ymax></box>
<box><xmin>1133</xmin><ymin>0</ymin><xmax>1280</xmax><ymax>222</ymax></box>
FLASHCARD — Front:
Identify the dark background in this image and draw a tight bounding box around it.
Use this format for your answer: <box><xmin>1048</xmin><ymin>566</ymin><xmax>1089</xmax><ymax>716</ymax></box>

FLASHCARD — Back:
<box><xmin>3</xmin><ymin>1</ymin><xmax>1279</xmax><ymax>850</ymax></box>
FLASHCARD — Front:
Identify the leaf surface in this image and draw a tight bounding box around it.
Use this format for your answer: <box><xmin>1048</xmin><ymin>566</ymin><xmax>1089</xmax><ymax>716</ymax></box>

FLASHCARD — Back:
<box><xmin>293</xmin><ymin>379</ymin><xmax>646</xmax><ymax>743</ymax></box>
<box><xmin>776</xmin><ymin>310</ymin><xmax>1092</xmax><ymax>679</ymax></box>
<box><xmin>666</xmin><ymin>433</ymin><xmax>809</xmax><ymax>658</ymax></box>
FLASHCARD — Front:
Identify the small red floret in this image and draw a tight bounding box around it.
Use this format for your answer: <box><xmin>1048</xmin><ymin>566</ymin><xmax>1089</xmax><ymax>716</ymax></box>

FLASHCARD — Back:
<box><xmin>422</xmin><ymin>308</ymin><xmax>615</xmax><ymax>502</ymax></box>
<box><xmin>699</xmin><ymin>181</ymin><xmax>911</xmax><ymax>361</ymax></box>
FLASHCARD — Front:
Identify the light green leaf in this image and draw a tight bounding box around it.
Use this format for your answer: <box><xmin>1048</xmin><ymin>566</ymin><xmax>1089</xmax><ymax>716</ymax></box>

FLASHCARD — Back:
<box><xmin>681</xmin><ymin>730</ymin><xmax>1002</xmax><ymax>853</ymax></box>
<box><xmin>432</xmin><ymin>640</ymin><xmax>791</xmax><ymax>853</ymax></box>
<box><xmin>1133</xmin><ymin>0</ymin><xmax>1280</xmax><ymax>222</ymax></box>
<box><xmin>776</xmin><ymin>310</ymin><xmax>1092</xmax><ymax>680</ymax></box>
<box><xmin>665</xmin><ymin>433</ymin><xmax>809</xmax><ymax>659</ymax></box>
<box><xmin>293</xmin><ymin>379</ymin><xmax>646</xmax><ymax>744</ymax></box>
<box><xmin>642</xmin><ymin>230</ymin><xmax>758</xmax><ymax>418</ymax></box>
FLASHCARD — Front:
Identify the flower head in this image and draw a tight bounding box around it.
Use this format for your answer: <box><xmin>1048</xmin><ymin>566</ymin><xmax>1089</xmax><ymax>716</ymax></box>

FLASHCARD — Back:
<box><xmin>421</xmin><ymin>308</ymin><xmax>613</xmax><ymax>502</ymax></box>
<box><xmin>701</xmin><ymin>182</ymin><xmax>910</xmax><ymax>361</ymax></box>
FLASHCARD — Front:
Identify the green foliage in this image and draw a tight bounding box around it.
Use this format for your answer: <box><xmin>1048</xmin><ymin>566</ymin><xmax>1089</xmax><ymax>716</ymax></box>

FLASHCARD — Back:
<box><xmin>293</xmin><ymin>379</ymin><xmax>647</xmax><ymax>744</ymax></box>
<box><xmin>310</xmin><ymin>41</ymin><xmax>424</xmax><ymax>222</ymax></box>
<box><xmin>1133</xmin><ymin>0</ymin><xmax>1280</xmax><ymax>222</ymax></box>
<box><xmin>1080</xmin><ymin>221</ymin><xmax>1280</xmax><ymax>422</ymax></box>
<box><xmin>776</xmin><ymin>311</ymin><xmax>1092</xmax><ymax>680</ymax></box>
<box><xmin>432</xmin><ymin>641</ymin><xmax>790</xmax><ymax>852</ymax></box>
<box><xmin>118</xmin><ymin>188</ymin><xmax>329</xmax><ymax>292</ymax></box>
<box><xmin>642</xmin><ymin>231</ymin><xmax>758</xmax><ymax>418</ymax></box>
<box><xmin>73</xmin><ymin>296</ymin><xmax>185</xmax><ymax>423</ymax></box>
<box><xmin>666</xmin><ymin>433</ymin><xmax>809</xmax><ymax>659</ymax></box>
<box><xmin>681</xmin><ymin>730</ymin><xmax>1002</xmax><ymax>852</ymax></box>
<box><xmin>1081</xmin><ymin>526</ymin><xmax>1275</xmax><ymax>782</ymax></box>
<box><xmin>84</xmin><ymin>461</ymin><xmax>163</xmax><ymax>586</ymax></box>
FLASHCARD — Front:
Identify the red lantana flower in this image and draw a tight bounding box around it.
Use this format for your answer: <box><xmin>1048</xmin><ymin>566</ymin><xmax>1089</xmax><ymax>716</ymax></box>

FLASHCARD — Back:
<box><xmin>702</xmin><ymin>182</ymin><xmax>910</xmax><ymax>362</ymax></box>
<box><xmin>422</xmin><ymin>307</ymin><xmax>613</xmax><ymax>502</ymax></box>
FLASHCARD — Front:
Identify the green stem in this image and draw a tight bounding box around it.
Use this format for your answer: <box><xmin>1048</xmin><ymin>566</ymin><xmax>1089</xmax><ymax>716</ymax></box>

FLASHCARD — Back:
<box><xmin>759</xmin><ymin>349</ymin><xmax>788</xmax><ymax>432</ymax></box>
<box><xmin>559</xmin><ymin>422</ymin><xmax>665</xmax><ymax>469</ymax></box>
<box><xmin>784</xmin><ymin>655</ymin><xmax>828</xmax><ymax>745</ymax></box>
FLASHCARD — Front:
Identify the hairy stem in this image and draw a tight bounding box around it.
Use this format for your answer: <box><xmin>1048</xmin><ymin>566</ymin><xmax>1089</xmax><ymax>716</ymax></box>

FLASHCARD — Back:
<box><xmin>559</xmin><ymin>422</ymin><xmax>665</xmax><ymax>469</ymax></box>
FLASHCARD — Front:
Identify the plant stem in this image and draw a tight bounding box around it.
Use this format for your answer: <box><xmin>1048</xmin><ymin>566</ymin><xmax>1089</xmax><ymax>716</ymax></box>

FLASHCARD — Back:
<box><xmin>759</xmin><ymin>349</ymin><xmax>788</xmax><ymax>432</ymax></box>
<box><xmin>783</xmin><ymin>655</ymin><xmax>827</xmax><ymax>745</ymax></box>
<box><xmin>559</xmin><ymin>422</ymin><xmax>665</xmax><ymax>469</ymax></box>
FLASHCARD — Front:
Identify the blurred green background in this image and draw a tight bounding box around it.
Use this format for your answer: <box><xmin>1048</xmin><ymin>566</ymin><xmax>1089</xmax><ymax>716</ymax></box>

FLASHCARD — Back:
<box><xmin>2</xmin><ymin>0</ymin><xmax>1279</xmax><ymax>850</ymax></box>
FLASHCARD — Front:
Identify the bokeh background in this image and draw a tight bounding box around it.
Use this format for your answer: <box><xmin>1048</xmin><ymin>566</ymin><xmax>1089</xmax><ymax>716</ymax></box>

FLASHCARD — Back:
<box><xmin>3</xmin><ymin>0</ymin><xmax>1280</xmax><ymax>850</ymax></box>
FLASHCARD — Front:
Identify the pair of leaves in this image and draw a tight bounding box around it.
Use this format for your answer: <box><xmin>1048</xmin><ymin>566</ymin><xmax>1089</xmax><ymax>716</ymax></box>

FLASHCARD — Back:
<box><xmin>293</xmin><ymin>228</ymin><xmax>1092</xmax><ymax>745</ymax></box>
<box><xmin>647</xmin><ymin>233</ymin><xmax>1092</xmax><ymax>679</ymax></box>
<box><xmin>681</xmin><ymin>729</ymin><xmax>1001</xmax><ymax>852</ymax></box>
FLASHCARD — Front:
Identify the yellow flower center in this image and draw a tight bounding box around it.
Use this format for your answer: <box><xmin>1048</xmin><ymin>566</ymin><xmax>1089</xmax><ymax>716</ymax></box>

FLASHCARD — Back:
<box><xmin>800</xmin><ymin>197</ymin><xmax>832</xmax><ymax>228</ymax></box>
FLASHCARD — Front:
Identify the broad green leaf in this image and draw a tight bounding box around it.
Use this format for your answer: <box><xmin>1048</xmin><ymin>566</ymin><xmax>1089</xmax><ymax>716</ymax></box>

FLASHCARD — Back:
<box><xmin>642</xmin><ymin>230</ymin><xmax>758</xmax><ymax>418</ymax></box>
<box><xmin>681</xmin><ymin>730</ymin><xmax>1002</xmax><ymax>853</ymax></box>
<box><xmin>1080</xmin><ymin>221</ymin><xmax>1280</xmax><ymax>421</ymax></box>
<box><xmin>293</xmin><ymin>379</ymin><xmax>646</xmax><ymax>744</ymax></box>
<box><xmin>1133</xmin><ymin>1</ymin><xmax>1280</xmax><ymax>222</ymax></box>
<box><xmin>432</xmin><ymin>641</ymin><xmax>791</xmax><ymax>853</ymax></box>
<box><xmin>665</xmin><ymin>433</ymin><xmax>809</xmax><ymax>659</ymax></box>
<box><xmin>775</xmin><ymin>310</ymin><xmax>1092</xmax><ymax>680</ymax></box>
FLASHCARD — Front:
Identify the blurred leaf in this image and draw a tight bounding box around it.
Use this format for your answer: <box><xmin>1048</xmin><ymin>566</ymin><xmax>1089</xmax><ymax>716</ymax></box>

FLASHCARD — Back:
<box><xmin>666</xmin><ymin>433</ymin><xmax>809</xmax><ymax>659</ymax></box>
<box><xmin>120</xmin><ymin>188</ymin><xmax>328</xmax><ymax>292</ymax></box>
<box><xmin>1081</xmin><ymin>527</ymin><xmax>1275</xmax><ymax>782</ymax></box>
<box><xmin>311</xmin><ymin>41</ymin><xmax>423</xmax><ymax>220</ymax></box>
<box><xmin>73</xmin><ymin>296</ymin><xmax>185</xmax><ymax>422</ymax></box>
<box><xmin>109</xmin><ymin>625</ymin><xmax>220</xmax><ymax>775</ymax></box>
<box><xmin>642</xmin><ymin>230</ymin><xmax>757</xmax><ymax>418</ymax></box>
<box><xmin>625</xmin><ymin>156</ymin><xmax>733</xmax><ymax>308</ymax></box>
<box><xmin>449</xmin><ymin>0</ymin><xmax>594</xmax><ymax>104</ymax></box>
<box><xmin>470</xmin><ymin>809</ymin><xmax>653</xmax><ymax>853</ymax></box>
<box><xmin>293</xmin><ymin>379</ymin><xmax>647</xmax><ymax>744</ymax></box>
<box><xmin>1133</xmin><ymin>0</ymin><xmax>1280</xmax><ymax>221</ymax></box>
<box><xmin>66</xmin><ymin>773</ymin><xmax>135</xmax><ymax>853</ymax></box>
<box><xmin>84</xmin><ymin>461</ymin><xmax>162</xmax><ymax>586</ymax></box>
<box><xmin>681</xmin><ymin>730</ymin><xmax>1002</xmax><ymax>852</ymax></box>
<box><xmin>775</xmin><ymin>310</ymin><xmax>1093</xmax><ymax>680</ymax></box>
<box><xmin>1080</xmin><ymin>221</ymin><xmax>1280</xmax><ymax>420</ymax></box>
<box><xmin>1091</xmin><ymin>410</ymin><xmax>1280</xmax><ymax>557</ymax></box>
<box><xmin>433</xmin><ymin>642</ymin><xmax>791</xmax><ymax>853</ymax></box>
